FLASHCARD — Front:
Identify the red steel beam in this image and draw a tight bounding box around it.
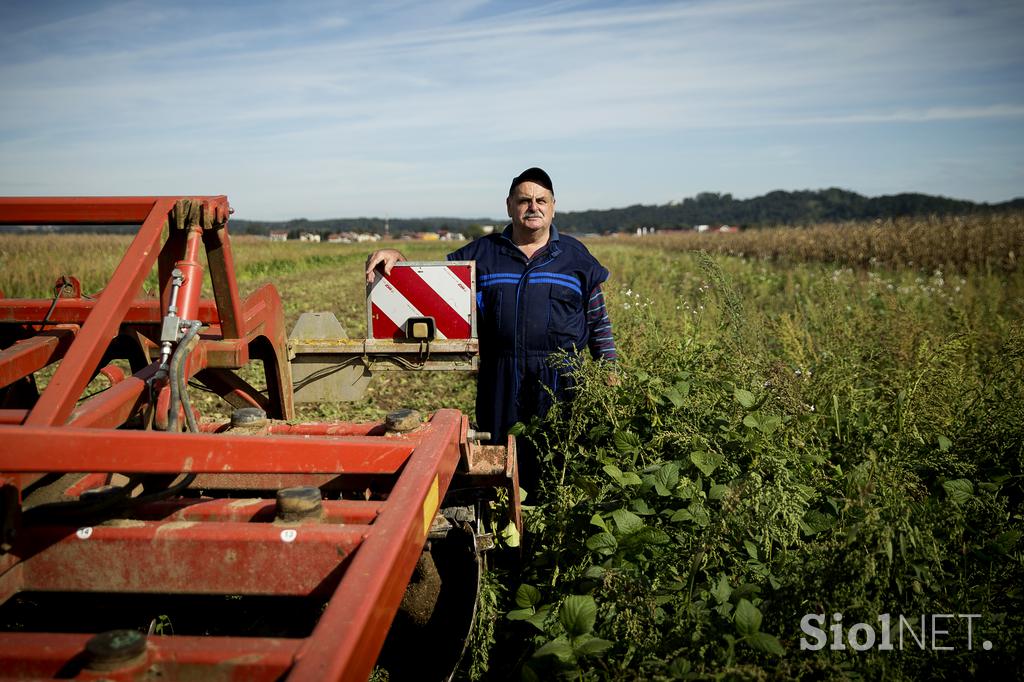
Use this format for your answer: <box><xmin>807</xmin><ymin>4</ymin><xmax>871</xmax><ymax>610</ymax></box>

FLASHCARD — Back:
<box><xmin>289</xmin><ymin>408</ymin><xmax>466</xmax><ymax>681</ymax></box>
<box><xmin>16</xmin><ymin>521</ymin><xmax>363</xmax><ymax>596</ymax></box>
<box><xmin>0</xmin><ymin>328</ymin><xmax>76</xmax><ymax>390</ymax></box>
<box><xmin>0</xmin><ymin>633</ymin><xmax>299</xmax><ymax>681</ymax></box>
<box><xmin>0</xmin><ymin>197</ymin><xmax>159</xmax><ymax>225</ymax></box>
<box><xmin>67</xmin><ymin>361</ymin><xmax>161</xmax><ymax>429</ymax></box>
<box><xmin>0</xmin><ymin>426</ymin><xmax>418</xmax><ymax>474</ymax></box>
<box><xmin>202</xmin><ymin>223</ymin><xmax>245</xmax><ymax>340</ymax></box>
<box><xmin>0</xmin><ymin>299</ymin><xmax>220</xmax><ymax>325</ymax></box>
<box><xmin>0</xmin><ymin>410</ymin><xmax>27</xmax><ymax>425</ymax></box>
<box><xmin>24</xmin><ymin>198</ymin><xmax>175</xmax><ymax>426</ymax></box>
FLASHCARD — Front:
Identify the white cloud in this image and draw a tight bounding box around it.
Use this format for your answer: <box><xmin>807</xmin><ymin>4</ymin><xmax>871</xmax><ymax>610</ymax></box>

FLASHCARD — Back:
<box><xmin>1</xmin><ymin>0</ymin><xmax>1022</xmax><ymax>215</ymax></box>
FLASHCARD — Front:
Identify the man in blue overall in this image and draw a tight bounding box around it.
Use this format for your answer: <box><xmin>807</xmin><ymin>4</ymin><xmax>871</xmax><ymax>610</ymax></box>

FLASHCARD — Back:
<box><xmin>366</xmin><ymin>168</ymin><xmax>616</xmax><ymax>489</ymax></box>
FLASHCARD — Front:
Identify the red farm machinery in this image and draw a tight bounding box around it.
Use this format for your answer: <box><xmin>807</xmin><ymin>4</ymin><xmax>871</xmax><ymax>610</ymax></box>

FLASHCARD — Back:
<box><xmin>0</xmin><ymin>197</ymin><xmax>520</xmax><ymax>681</ymax></box>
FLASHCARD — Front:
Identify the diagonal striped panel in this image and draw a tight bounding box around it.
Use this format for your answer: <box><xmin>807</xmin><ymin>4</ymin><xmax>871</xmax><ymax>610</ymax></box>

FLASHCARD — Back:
<box><xmin>369</xmin><ymin>263</ymin><xmax>473</xmax><ymax>340</ymax></box>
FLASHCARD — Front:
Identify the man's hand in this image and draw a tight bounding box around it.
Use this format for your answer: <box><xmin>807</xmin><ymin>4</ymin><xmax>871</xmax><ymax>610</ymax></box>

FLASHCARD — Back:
<box><xmin>365</xmin><ymin>249</ymin><xmax>406</xmax><ymax>283</ymax></box>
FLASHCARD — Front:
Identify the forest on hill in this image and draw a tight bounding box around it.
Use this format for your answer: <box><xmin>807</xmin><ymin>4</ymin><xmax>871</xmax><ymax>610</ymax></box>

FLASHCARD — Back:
<box><xmin>4</xmin><ymin>188</ymin><xmax>1020</xmax><ymax>236</ymax></box>
<box><xmin>182</xmin><ymin>188</ymin><xmax>1024</xmax><ymax>236</ymax></box>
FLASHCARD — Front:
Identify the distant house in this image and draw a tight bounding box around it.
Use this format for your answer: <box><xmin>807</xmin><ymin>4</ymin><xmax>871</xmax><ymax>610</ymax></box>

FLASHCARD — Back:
<box><xmin>269</xmin><ymin>230</ymin><xmax>289</xmax><ymax>242</ymax></box>
<box><xmin>299</xmin><ymin>232</ymin><xmax>321</xmax><ymax>242</ymax></box>
<box><xmin>328</xmin><ymin>231</ymin><xmax>380</xmax><ymax>243</ymax></box>
<box><xmin>718</xmin><ymin>225</ymin><xmax>739</xmax><ymax>233</ymax></box>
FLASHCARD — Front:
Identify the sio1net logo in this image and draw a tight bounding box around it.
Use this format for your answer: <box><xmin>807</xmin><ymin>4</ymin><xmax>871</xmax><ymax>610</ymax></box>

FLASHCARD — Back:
<box><xmin>800</xmin><ymin>613</ymin><xmax>993</xmax><ymax>652</ymax></box>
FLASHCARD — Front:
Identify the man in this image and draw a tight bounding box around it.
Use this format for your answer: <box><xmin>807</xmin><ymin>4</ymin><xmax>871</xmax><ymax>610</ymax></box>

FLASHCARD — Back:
<box><xmin>366</xmin><ymin>167</ymin><xmax>616</xmax><ymax>487</ymax></box>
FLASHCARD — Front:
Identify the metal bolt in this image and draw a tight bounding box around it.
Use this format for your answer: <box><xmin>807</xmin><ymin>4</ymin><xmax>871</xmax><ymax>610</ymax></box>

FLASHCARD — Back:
<box><xmin>230</xmin><ymin>407</ymin><xmax>268</xmax><ymax>429</ymax></box>
<box><xmin>467</xmin><ymin>429</ymin><xmax>491</xmax><ymax>442</ymax></box>
<box><xmin>85</xmin><ymin>629</ymin><xmax>147</xmax><ymax>671</ymax></box>
<box><xmin>276</xmin><ymin>486</ymin><xmax>323</xmax><ymax>522</ymax></box>
<box><xmin>385</xmin><ymin>409</ymin><xmax>421</xmax><ymax>433</ymax></box>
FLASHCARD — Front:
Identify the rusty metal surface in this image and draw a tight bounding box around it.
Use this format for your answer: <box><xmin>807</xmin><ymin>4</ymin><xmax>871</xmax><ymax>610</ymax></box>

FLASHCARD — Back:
<box><xmin>18</xmin><ymin>521</ymin><xmax>363</xmax><ymax>596</ymax></box>
<box><xmin>0</xmin><ymin>632</ymin><xmax>299</xmax><ymax>681</ymax></box>
<box><xmin>0</xmin><ymin>426</ymin><xmax>418</xmax><ymax>474</ymax></box>
<box><xmin>0</xmin><ymin>197</ymin><xmax>511</xmax><ymax>680</ymax></box>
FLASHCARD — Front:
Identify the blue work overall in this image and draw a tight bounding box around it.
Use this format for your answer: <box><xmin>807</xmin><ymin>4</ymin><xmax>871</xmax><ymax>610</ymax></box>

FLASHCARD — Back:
<box><xmin>448</xmin><ymin>225</ymin><xmax>609</xmax><ymax>448</ymax></box>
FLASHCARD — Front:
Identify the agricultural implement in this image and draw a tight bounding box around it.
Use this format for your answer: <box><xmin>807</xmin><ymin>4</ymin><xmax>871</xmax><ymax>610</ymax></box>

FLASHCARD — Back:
<box><xmin>0</xmin><ymin>197</ymin><xmax>520</xmax><ymax>681</ymax></box>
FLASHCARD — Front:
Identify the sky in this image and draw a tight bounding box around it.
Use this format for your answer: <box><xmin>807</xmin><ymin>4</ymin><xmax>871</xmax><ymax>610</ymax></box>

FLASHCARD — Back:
<box><xmin>1</xmin><ymin>0</ymin><xmax>1022</xmax><ymax>221</ymax></box>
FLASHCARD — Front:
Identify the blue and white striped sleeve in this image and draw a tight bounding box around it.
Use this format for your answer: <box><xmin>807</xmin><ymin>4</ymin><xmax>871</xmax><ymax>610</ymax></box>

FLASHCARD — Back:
<box><xmin>586</xmin><ymin>284</ymin><xmax>617</xmax><ymax>361</ymax></box>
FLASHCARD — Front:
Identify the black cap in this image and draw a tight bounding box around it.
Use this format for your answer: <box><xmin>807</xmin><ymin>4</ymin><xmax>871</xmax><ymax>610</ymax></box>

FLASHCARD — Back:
<box><xmin>509</xmin><ymin>167</ymin><xmax>553</xmax><ymax>196</ymax></box>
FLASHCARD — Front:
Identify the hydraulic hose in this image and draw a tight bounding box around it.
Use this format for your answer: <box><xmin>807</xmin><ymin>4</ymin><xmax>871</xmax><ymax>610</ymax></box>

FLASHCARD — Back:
<box><xmin>167</xmin><ymin>320</ymin><xmax>202</xmax><ymax>433</ymax></box>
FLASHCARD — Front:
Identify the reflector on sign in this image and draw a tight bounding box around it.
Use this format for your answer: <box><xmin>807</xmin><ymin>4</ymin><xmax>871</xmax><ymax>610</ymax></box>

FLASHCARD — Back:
<box><xmin>367</xmin><ymin>261</ymin><xmax>476</xmax><ymax>340</ymax></box>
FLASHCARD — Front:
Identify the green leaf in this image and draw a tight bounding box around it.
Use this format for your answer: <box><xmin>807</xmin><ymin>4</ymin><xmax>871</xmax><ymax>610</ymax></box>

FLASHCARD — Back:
<box><xmin>937</xmin><ymin>435</ymin><xmax>952</xmax><ymax>452</ymax></box>
<box><xmin>747</xmin><ymin>631</ymin><xmax>784</xmax><ymax>656</ymax></box>
<box><xmin>602</xmin><ymin>464</ymin><xmax>624</xmax><ymax>484</ymax></box>
<box><xmin>636</xmin><ymin>527</ymin><xmax>670</xmax><ymax>545</ymax></box>
<box><xmin>690</xmin><ymin>451</ymin><xmax>724</xmax><ymax>477</ymax></box>
<box><xmin>590</xmin><ymin>513</ymin><xmax>609</xmax><ymax>532</ymax></box>
<box><xmin>620</xmin><ymin>471</ymin><xmax>643</xmax><ymax>486</ymax></box>
<box><xmin>613</xmin><ymin>430</ymin><xmax>642</xmax><ymax>454</ymax></box>
<box><xmin>669</xmin><ymin>508</ymin><xmax>693</xmax><ymax>523</ymax></box>
<box><xmin>506</xmin><ymin>607</ymin><xmax>535</xmax><ymax>621</ymax></box>
<box><xmin>525</xmin><ymin>605</ymin><xmax>551</xmax><ymax>632</ymax></box>
<box><xmin>943</xmin><ymin>478</ymin><xmax>974</xmax><ymax>505</ymax></box>
<box><xmin>708</xmin><ymin>484</ymin><xmax>727</xmax><ymax>500</ymax></box>
<box><xmin>533</xmin><ymin>636</ymin><xmax>574</xmax><ymax>661</ymax></box>
<box><xmin>559</xmin><ymin>595</ymin><xmax>597</xmax><ymax>637</ymax></box>
<box><xmin>508</xmin><ymin>422</ymin><xmax>526</xmax><ymax>436</ymax></box>
<box><xmin>655</xmin><ymin>462</ymin><xmax>680</xmax><ymax>492</ymax></box>
<box><xmin>612</xmin><ymin>508</ymin><xmax>645</xmax><ymax>535</ymax></box>
<box><xmin>991</xmin><ymin>530</ymin><xmax>1021</xmax><ymax>554</ymax></box>
<box><xmin>516</xmin><ymin>584</ymin><xmax>542</xmax><ymax>608</ymax></box>
<box><xmin>757</xmin><ymin>415</ymin><xmax>782</xmax><ymax>435</ymax></box>
<box><xmin>586</xmin><ymin>532</ymin><xmax>618</xmax><ymax>555</ymax></box>
<box><xmin>667</xmin><ymin>658</ymin><xmax>691</xmax><ymax>677</ymax></box>
<box><xmin>800</xmin><ymin>509</ymin><xmax>836</xmax><ymax>536</ymax></box>
<box><xmin>734</xmin><ymin>598</ymin><xmax>762</xmax><ymax>636</ymax></box>
<box><xmin>689</xmin><ymin>503</ymin><xmax>710</xmax><ymax>527</ymax></box>
<box><xmin>631</xmin><ymin>499</ymin><xmax>655</xmax><ymax>515</ymax></box>
<box><xmin>501</xmin><ymin>520</ymin><xmax>520</xmax><ymax>548</ymax></box>
<box><xmin>662</xmin><ymin>386</ymin><xmax>684</xmax><ymax>408</ymax></box>
<box><xmin>711</xmin><ymin>575</ymin><xmax>732</xmax><ymax>605</ymax></box>
<box><xmin>743</xmin><ymin>540</ymin><xmax>759</xmax><ymax>560</ymax></box>
<box><xmin>742</xmin><ymin>414</ymin><xmax>759</xmax><ymax>428</ymax></box>
<box><xmin>574</xmin><ymin>635</ymin><xmax>613</xmax><ymax>656</ymax></box>
<box><xmin>734</xmin><ymin>388</ymin><xmax>756</xmax><ymax>408</ymax></box>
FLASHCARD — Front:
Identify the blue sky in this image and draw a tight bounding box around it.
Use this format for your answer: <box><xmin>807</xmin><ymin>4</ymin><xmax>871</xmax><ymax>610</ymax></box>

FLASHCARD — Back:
<box><xmin>1</xmin><ymin>0</ymin><xmax>1021</xmax><ymax>220</ymax></box>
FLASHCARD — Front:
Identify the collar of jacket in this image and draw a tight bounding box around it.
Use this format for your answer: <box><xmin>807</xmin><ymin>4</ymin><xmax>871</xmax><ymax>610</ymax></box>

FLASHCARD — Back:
<box><xmin>499</xmin><ymin>223</ymin><xmax>562</xmax><ymax>261</ymax></box>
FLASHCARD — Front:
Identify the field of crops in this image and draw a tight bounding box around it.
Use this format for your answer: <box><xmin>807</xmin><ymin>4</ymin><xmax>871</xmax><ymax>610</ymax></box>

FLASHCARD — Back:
<box><xmin>2</xmin><ymin>212</ymin><xmax>1022</xmax><ymax>680</ymax></box>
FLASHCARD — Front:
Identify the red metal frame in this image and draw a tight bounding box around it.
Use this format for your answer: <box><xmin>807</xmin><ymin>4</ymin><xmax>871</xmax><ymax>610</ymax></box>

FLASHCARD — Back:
<box><xmin>0</xmin><ymin>198</ymin><xmax>492</xmax><ymax>680</ymax></box>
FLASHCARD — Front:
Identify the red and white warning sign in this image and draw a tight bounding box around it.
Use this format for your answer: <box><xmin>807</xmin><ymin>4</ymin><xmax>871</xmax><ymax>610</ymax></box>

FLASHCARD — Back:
<box><xmin>367</xmin><ymin>261</ymin><xmax>476</xmax><ymax>340</ymax></box>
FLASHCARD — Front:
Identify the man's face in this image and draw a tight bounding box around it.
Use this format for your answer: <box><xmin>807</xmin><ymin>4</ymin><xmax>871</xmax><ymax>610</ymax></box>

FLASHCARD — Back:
<box><xmin>506</xmin><ymin>181</ymin><xmax>555</xmax><ymax>236</ymax></box>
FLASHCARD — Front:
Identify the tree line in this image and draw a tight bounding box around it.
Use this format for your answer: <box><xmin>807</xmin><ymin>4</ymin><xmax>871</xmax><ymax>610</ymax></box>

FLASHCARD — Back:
<box><xmin>4</xmin><ymin>188</ymin><xmax>1019</xmax><ymax>235</ymax></box>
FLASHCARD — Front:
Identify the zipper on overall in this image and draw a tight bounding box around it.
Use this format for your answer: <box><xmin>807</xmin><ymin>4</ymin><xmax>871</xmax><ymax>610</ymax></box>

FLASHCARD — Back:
<box><xmin>512</xmin><ymin>252</ymin><xmax>556</xmax><ymax>402</ymax></box>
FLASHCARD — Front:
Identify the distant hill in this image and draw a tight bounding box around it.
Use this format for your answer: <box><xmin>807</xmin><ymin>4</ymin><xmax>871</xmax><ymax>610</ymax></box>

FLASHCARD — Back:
<box><xmin>2</xmin><ymin>189</ymin><xmax>1020</xmax><ymax>235</ymax></box>
<box><xmin>554</xmin><ymin>189</ymin><xmax>1024</xmax><ymax>233</ymax></box>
